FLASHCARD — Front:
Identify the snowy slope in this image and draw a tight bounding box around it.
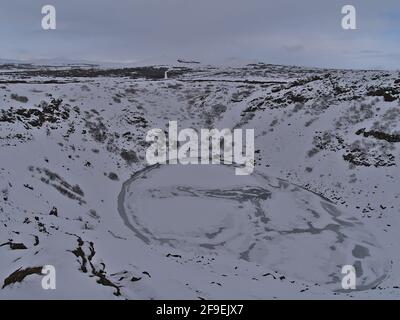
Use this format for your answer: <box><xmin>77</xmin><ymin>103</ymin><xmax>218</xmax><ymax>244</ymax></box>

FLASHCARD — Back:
<box><xmin>0</xmin><ymin>62</ymin><xmax>399</xmax><ymax>299</ymax></box>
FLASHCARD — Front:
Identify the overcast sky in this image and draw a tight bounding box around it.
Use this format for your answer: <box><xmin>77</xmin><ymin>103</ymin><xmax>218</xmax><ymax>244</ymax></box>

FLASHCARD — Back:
<box><xmin>0</xmin><ymin>0</ymin><xmax>399</xmax><ymax>69</ymax></box>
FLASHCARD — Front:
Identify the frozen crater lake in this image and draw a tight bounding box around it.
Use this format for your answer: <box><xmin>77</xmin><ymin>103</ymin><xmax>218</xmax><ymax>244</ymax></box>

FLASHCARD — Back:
<box><xmin>118</xmin><ymin>164</ymin><xmax>389</xmax><ymax>291</ymax></box>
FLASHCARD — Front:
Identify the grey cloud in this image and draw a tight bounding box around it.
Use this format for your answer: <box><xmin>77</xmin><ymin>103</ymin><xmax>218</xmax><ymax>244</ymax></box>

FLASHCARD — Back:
<box><xmin>0</xmin><ymin>0</ymin><xmax>399</xmax><ymax>69</ymax></box>
<box><xmin>283</xmin><ymin>45</ymin><xmax>305</xmax><ymax>53</ymax></box>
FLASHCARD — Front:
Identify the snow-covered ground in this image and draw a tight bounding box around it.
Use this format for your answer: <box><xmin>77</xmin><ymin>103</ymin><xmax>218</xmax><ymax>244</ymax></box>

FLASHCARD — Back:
<box><xmin>0</xmin><ymin>61</ymin><xmax>399</xmax><ymax>299</ymax></box>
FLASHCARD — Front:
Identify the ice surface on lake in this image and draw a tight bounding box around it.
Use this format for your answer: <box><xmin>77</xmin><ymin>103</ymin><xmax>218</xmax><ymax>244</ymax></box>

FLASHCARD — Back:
<box><xmin>119</xmin><ymin>163</ymin><xmax>390</xmax><ymax>291</ymax></box>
